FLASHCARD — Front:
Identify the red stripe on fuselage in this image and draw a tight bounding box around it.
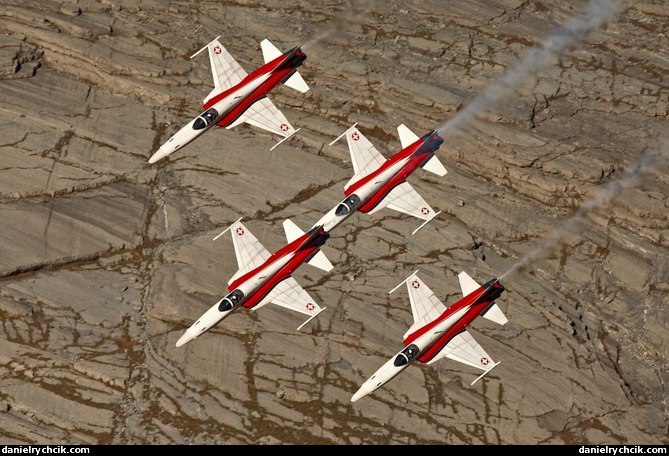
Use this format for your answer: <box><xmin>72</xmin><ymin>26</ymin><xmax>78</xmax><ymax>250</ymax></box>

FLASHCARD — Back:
<box><xmin>344</xmin><ymin>137</ymin><xmax>434</xmax><ymax>213</ymax></box>
<box><xmin>402</xmin><ymin>285</ymin><xmax>498</xmax><ymax>363</ymax></box>
<box><xmin>357</xmin><ymin>152</ymin><xmax>430</xmax><ymax>213</ymax></box>
<box><xmin>227</xmin><ymin>231</ymin><xmax>312</xmax><ymax>292</ymax></box>
<box><xmin>344</xmin><ymin>139</ymin><xmax>422</xmax><ymax>197</ymax></box>
<box><xmin>204</xmin><ymin>52</ymin><xmax>287</xmax><ymax>110</ymax></box>
<box><xmin>202</xmin><ymin>54</ymin><xmax>298</xmax><ymax>129</ymax></box>
<box><xmin>238</xmin><ymin>241</ymin><xmax>321</xmax><ymax>310</ymax></box>
<box><xmin>403</xmin><ymin>286</ymin><xmax>489</xmax><ymax>348</ymax></box>
<box><xmin>416</xmin><ymin>300</ymin><xmax>492</xmax><ymax>363</ymax></box>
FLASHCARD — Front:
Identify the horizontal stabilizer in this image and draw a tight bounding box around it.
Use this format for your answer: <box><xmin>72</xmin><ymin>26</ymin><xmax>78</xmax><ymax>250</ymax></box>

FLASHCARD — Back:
<box><xmin>482</xmin><ymin>303</ymin><xmax>508</xmax><ymax>325</ymax></box>
<box><xmin>284</xmin><ymin>71</ymin><xmax>309</xmax><ymax>93</ymax></box>
<box><xmin>397</xmin><ymin>124</ymin><xmax>420</xmax><ymax>149</ymax></box>
<box><xmin>283</xmin><ymin>219</ymin><xmax>305</xmax><ymax>243</ymax></box>
<box><xmin>458</xmin><ymin>271</ymin><xmax>480</xmax><ymax>297</ymax></box>
<box><xmin>422</xmin><ymin>155</ymin><xmax>447</xmax><ymax>176</ymax></box>
<box><xmin>307</xmin><ymin>250</ymin><xmax>333</xmax><ymax>272</ymax></box>
<box><xmin>260</xmin><ymin>39</ymin><xmax>283</xmax><ymax>64</ymax></box>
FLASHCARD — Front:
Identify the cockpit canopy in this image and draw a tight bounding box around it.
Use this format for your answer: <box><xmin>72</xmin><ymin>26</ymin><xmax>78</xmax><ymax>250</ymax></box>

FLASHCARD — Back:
<box><xmin>218</xmin><ymin>289</ymin><xmax>244</xmax><ymax>312</ymax></box>
<box><xmin>393</xmin><ymin>344</ymin><xmax>420</xmax><ymax>367</ymax></box>
<box><xmin>193</xmin><ymin>108</ymin><xmax>219</xmax><ymax>130</ymax></box>
<box><xmin>335</xmin><ymin>194</ymin><xmax>361</xmax><ymax>216</ymax></box>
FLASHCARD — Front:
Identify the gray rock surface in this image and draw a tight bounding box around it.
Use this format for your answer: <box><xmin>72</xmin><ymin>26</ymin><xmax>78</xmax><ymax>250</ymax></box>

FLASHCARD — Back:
<box><xmin>0</xmin><ymin>0</ymin><xmax>666</xmax><ymax>445</ymax></box>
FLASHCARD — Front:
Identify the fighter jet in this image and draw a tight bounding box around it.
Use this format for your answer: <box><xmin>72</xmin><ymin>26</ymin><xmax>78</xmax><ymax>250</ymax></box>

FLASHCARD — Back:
<box><xmin>149</xmin><ymin>37</ymin><xmax>309</xmax><ymax>164</ymax></box>
<box><xmin>175</xmin><ymin>218</ymin><xmax>332</xmax><ymax>347</ymax></box>
<box><xmin>317</xmin><ymin>123</ymin><xmax>447</xmax><ymax>234</ymax></box>
<box><xmin>351</xmin><ymin>271</ymin><xmax>507</xmax><ymax>402</ymax></box>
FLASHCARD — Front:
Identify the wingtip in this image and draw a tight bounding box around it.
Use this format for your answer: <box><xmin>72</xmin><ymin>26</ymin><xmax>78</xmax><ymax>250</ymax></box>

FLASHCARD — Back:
<box><xmin>411</xmin><ymin>211</ymin><xmax>441</xmax><ymax>235</ymax></box>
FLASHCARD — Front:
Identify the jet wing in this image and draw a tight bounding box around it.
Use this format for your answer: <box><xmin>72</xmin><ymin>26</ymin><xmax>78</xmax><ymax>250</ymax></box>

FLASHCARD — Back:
<box><xmin>341</xmin><ymin>126</ymin><xmax>386</xmax><ymax>191</ymax></box>
<box><xmin>427</xmin><ymin>330</ymin><xmax>497</xmax><ymax>372</ymax></box>
<box><xmin>226</xmin><ymin>220</ymin><xmax>271</xmax><ymax>286</ymax></box>
<box><xmin>401</xmin><ymin>272</ymin><xmax>447</xmax><ymax>340</ymax></box>
<box><xmin>369</xmin><ymin>181</ymin><xmax>439</xmax><ymax>222</ymax></box>
<box><xmin>226</xmin><ymin>97</ymin><xmax>298</xmax><ymax>146</ymax></box>
<box><xmin>256</xmin><ymin>277</ymin><xmax>326</xmax><ymax>330</ymax></box>
<box><xmin>194</xmin><ymin>38</ymin><xmax>249</xmax><ymax>105</ymax></box>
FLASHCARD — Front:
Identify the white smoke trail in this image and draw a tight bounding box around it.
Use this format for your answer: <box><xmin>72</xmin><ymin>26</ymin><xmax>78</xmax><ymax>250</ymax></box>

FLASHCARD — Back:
<box><xmin>303</xmin><ymin>25</ymin><xmax>339</xmax><ymax>50</ymax></box>
<box><xmin>302</xmin><ymin>0</ymin><xmax>379</xmax><ymax>50</ymax></box>
<box><xmin>499</xmin><ymin>139</ymin><xmax>669</xmax><ymax>281</ymax></box>
<box><xmin>437</xmin><ymin>0</ymin><xmax>623</xmax><ymax>137</ymax></box>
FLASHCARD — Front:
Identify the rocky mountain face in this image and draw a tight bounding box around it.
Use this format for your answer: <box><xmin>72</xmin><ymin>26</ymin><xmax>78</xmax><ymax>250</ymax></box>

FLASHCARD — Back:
<box><xmin>0</xmin><ymin>0</ymin><xmax>666</xmax><ymax>444</ymax></box>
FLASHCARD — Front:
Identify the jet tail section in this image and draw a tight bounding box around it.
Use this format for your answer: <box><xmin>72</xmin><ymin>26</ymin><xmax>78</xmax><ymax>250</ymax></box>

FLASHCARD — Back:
<box><xmin>458</xmin><ymin>271</ymin><xmax>507</xmax><ymax>324</ymax></box>
<box><xmin>283</xmin><ymin>220</ymin><xmax>333</xmax><ymax>272</ymax></box>
<box><xmin>260</xmin><ymin>39</ymin><xmax>309</xmax><ymax>92</ymax></box>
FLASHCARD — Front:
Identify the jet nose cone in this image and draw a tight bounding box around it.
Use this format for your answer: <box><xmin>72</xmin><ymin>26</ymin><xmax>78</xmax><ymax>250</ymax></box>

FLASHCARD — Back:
<box><xmin>175</xmin><ymin>332</ymin><xmax>192</xmax><ymax>348</ymax></box>
<box><xmin>148</xmin><ymin>148</ymin><xmax>170</xmax><ymax>164</ymax></box>
<box><xmin>351</xmin><ymin>386</ymin><xmax>369</xmax><ymax>403</ymax></box>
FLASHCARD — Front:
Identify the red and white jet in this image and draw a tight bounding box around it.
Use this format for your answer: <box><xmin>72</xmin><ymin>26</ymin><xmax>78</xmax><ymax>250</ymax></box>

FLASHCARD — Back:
<box><xmin>176</xmin><ymin>218</ymin><xmax>332</xmax><ymax>347</ymax></box>
<box><xmin>351</xmin><ymin>271</ymin><xmax>508</xmax><ymax>402</ymax></box>
<box><xmin>149</xmin><ymin>37</ymin><xmax>309</xmax><ymax>164</ymax></box>
<box><xmin>315</xmin><ymin>123</ymin><xmax>448</xmax><ymax>234</ymax></box>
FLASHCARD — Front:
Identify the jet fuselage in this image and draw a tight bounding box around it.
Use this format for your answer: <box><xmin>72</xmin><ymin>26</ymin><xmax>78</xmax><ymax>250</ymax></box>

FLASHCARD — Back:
<box><xmin>315</xmin><ymin>131</ymin><xmax>443</xmax><ymax>233</ymax></box>
<box><xmin>351</xmin><ymin>279</ymin><xmax>504</xmax><ymax>401</ymax></box>
<box><xmin>150</xmin><ymin>48</ymin><xmax>306</xmax><ymax>163</ymax></box>
<box><xmin>175</xmin><ymin>225</ymin><xmax>327</xmax><ymax>347</ymax></box>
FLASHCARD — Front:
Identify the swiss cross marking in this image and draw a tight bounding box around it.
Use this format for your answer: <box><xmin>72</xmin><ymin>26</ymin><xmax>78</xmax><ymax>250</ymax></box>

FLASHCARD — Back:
<box><xmin>280</xmin><ymin>123</ymin><xmax>289</xmax><ymax>132</ymax></box>
<box><xmin>351</xmin><ymin>132</ymin><xmax>360</xmax><ymax>141</ymax></box>
<box><xmin>213</xmin><ymin>45</ymin><xmax>222</xmax><ymax>55</ymax></box>
<box><xmin>481</xmin><ymin>357</ymin><xmax>490</xmax><ymax>366</ymax></box>
<box><xmin>236</xmin><ymin>227</ymin><xmax>245</xmax><ymax>236</ymax></box>
<box><xmin>411</xmin><ymin>280</ymin><xmax>420</xmax><ymax>289</ymax></box>
<box><xmin>306</xmin><ymin>303</ymin><xmax>315</xmax><ymax>311</ymax></box>
<box><xmin>421</xmin><ymin>207</ymin><xmax>430</xmax><ymax>215</ymax></box>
